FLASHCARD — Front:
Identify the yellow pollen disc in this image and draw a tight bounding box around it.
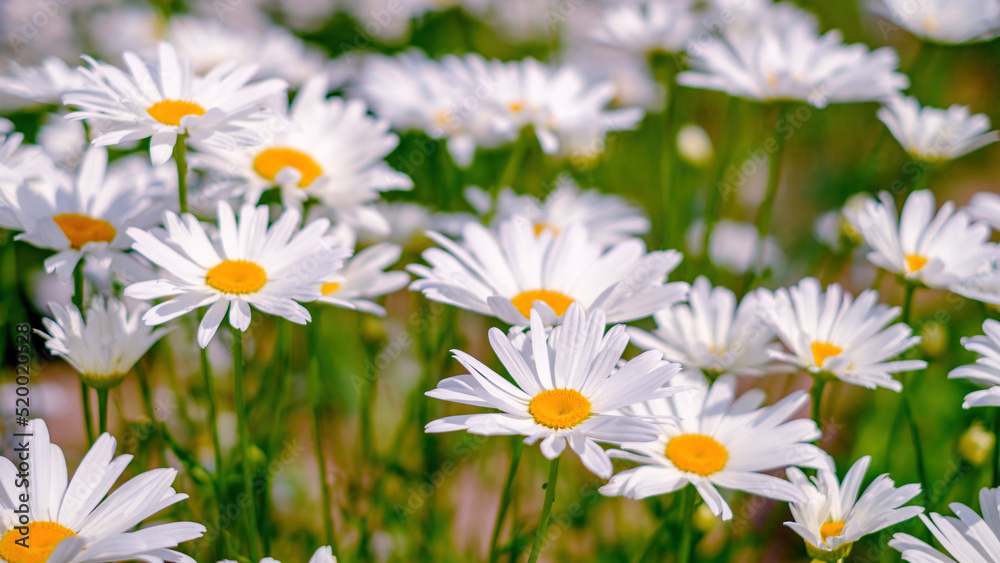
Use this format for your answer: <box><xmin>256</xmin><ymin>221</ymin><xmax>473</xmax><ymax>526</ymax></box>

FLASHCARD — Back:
<box><xmin>666</xmin><ymin>434</ymin><xmax>728</xmax><ymax>475</ymax></box>
<box><xmin>508</xmin><ymin>101</ymin><xmax>525</xmax><ymax>113</ymax></box>
<box><xmin>511</xmin><ymin>290</ymin><xmax>575</xmax><ymax>318</ymax></box>
<box><xmin>205</xmin><ymin>260</ymin><xmax>267</xmax><ymax>295</ymax></box>
<box><xmin>320</xmin><ymin>282</ymin><xmax>341</xmax><ymax>296</ymax></box>
<box><xmin>253</xmin><ymin>148</ymin><xmax>323</xmax><ymax>188</ymax></box>
<box><xmin>533</xmin><ymin>222</ymin><xmax>558</xmax><ymax>236</ymax></box>
<box><xmin>146</xmin><ymin>99</ymin><xmax>206</xmax><ymax>126</ymax></box>
<box><xmin>810</xmin><ymin>342</ymin><xmax>843</xmax><ymax>367</ymax></box>
<box><xmin>820</xmin><ymin>521</ymin><xmax>845</xmax><ymax>546</ymax></box>
<box><xmin>0</xmin><ymin>521</ymin><xmax>75</xmax><ymax>563</ymax></box>
<box><xmin>905</xmin><ymin>254</ymin><xmax>928</xmax><ymax>274</ymax></box>
<box><xmin>528</xmin><ymin>389</ymin><xmax>592</xmax><ymax>430</ymax></box>
<box><xmin>52</xmin><ymin>213</ymin><xmax>116</xmax><ymax>249</ymax></box>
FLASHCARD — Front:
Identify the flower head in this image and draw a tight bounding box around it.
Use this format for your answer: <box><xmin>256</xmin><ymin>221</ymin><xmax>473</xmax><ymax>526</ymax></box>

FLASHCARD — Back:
<box><xmin>949</xmin><ymin>319</ymin><xmax>1000</xmax><ymax>408</ymax></box>
<box><xmin>869</xmin><ymin>0</ymin><xmax>1000</xmax><ymax>44</ymax></box>
<box><xmin>315</xmin><ymin>226</ymin><xmax>409</xmax><ymax>316</ymax></box>
<box><xmin>891</xmin><ymin>487</ymin><xmax>1000</xmax><ymax>562</ymax></box>
<box><xmin>877</xmin><ymin>96</ymin><xmax>999</xmax><ymax>162</ymax></box>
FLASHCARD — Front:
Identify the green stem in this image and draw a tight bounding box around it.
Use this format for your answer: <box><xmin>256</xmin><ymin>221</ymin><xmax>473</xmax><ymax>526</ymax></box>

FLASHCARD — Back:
<box><xmin>488</xmin><ymin>438</ymin><xmax>523</xmax><ymax>563</ymax></box>
<box><xmin>174</xmin><ymin>133</ymin><xmax>189</xmax><ymax>214</ymax></box>
<box><xmin>655</xmin><ymin>60</ymin><xmax>679</xmax><ymax>250</ymax></box>
<box><xmin>73</xmin><ymin>262</ymin><xmax>96</xmax><ymax>444</ymax></box>
<box><xmin>902</xmin><ymin>283</ymin><xmax>916</xmax><ymax>325</ymax></box>
<box><xmin>231</xmin><ymin>325</ymin><xmax>261</xmax><ymax>562</ymax></box>
<box><xmin>678</xmin><ymin>486</ymin><xmax>697</xmax><ymax>563</ymax></box>
<box><xmin>811</xmin><ymin>377</ymin><xmax>827</xmax><ymax>436</ymax></box>
<box><xmin>527</xmin><ymin>457</ymin><xmax>560</xmax><ymax>563</ymax></box>
<box><xmin>635</xmin><ymin>510</ymin><xmax>672</xmax><ymax>563</ymax></box>
<box><xmin>96</xmin><ymin>388</ymin><xmax>108</xmax><ymax>435</ymax></box>
<box><xmin>72</xmin><ymin>261</ymin><xmax>85</xmax><ymax>311</ymax></box>
<box><xmin>134</xmin><ymin>361</ymin><xmax>168</xmax><ymax>467</ymax></box>
<box><xmin>80</xmin><ymin>382</ymin><xmax>94</xmax><ymax>446</ymax></box>
<box><xmin>201</xmin><ymin>340</ymin><xmax>224</xmax><ymax>478</ymax></box>
<box><xmin>309</xmin><ymin>320</ymin><xmax>337</xmax><ymax>550</ymax></box>
<box><xmin>496</xmin><ymin>134</ymin><xmax>529</xmax><ymax>197</ymax></box>
<box><xmin>899</xmin><ymin>283</ymin><xmax>930</xmax><ymax>509</ymax></box>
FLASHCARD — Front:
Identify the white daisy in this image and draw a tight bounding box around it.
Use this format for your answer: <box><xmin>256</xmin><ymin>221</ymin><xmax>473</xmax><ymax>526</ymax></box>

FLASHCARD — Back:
<box><xmin>950</xmin><ymin>266</ymin><xmax>1000</xmax><ymax>310</ymax></box>
<box><xmin>949</xmin><ymin>319</ymin><xmax>1000</xmax><ymax>409</ymax></box>
<box><xmin>0</xmin><ymin>419</ymin><xmax>205</xmax><ymax>563</ymax></box>
<box><xmin>967</xmin><ymin>192</ymin><xmax>1000</xmax><ymax>232</ymax></box>
<box><xmin>599</xmin><ymin>373</ymin><xmax>830</xmax><ymax>520</ymax></box>
<box><xmin>854</xmin><ymin>190</ymin><xmax>998</xmax><ymax>289</ymax></box>
<box><xmin>219</xmin><ymin>545</ymin><xmax>337</xmax><ymax>563</ymax></box>
<box><xmin>123</xmin><ymin>201</ymin><xmax>350</xmax><ymax>347</ymax></box>
<box><xmin>785</xmin><ymin>455</ymin><xmax>923</xmax><ymax>562</ymax></box>
<box><xmin>64</xmin><ymin>42</ymin><xmax>288</xmax><ymax>166</ymax></box>
<box><xmin>0</xmin><ymin>56</ymin><xmax>82</xmax><ymax>106</ymax></box>
<box><xmin>408</xmin><ymin>217</ymin><xmax>689</xmax><ymax>327</ymax></box>
<box><xmin>890</xmin><ymin>487</ymin><xmax>1000</xmax><ymax>562</ymax></box>
<box><xmin>315</xmin><ymin>226</ymin><xmax>409</xmax><ymax>316</ymax></box>
<box><xmin>425</xmin><ymin>303</ymin><xmax>685</xmax><ymax>478</ymax></box>
<box><xmin>0</xmin><ymin>146</ymin><xmax>166</xmax><ymax>281</ymax></box>
<box><xmin>877</xmin><ymin>96</ymin><xmax>999</xmax><ymax>162</ymax></box>
<box><xmin>194</xmin><ymin>76</ymin><xmax>411</xmax><ymax>212</ymax></box>
<box><xmin>628</xmin><ymin>276</ymin><xmax>783</xmax><ymax>380</ymax></box>
<box><xmin>755</xmin><ymin>277</ymin><xmax>926</xmax><ymax>391</ymax></box>
<box><xmin>678</xmin><ymin>3</ymin><xmax>907</xmax><ymax>107</ymax></box>
<box><xmin>36</xmin><ymin>298</ymin><xmax>171</xmax><ymax>389</ymax></box>
<box><xmin>869</xmin><ymin>0</ymin><xmax>1000</xmax><ymax>44</ymax></box>
<box><xmin>589</xmin><ymin>0</ymin><xmax>703</xmax><ymax>56</ymax></box>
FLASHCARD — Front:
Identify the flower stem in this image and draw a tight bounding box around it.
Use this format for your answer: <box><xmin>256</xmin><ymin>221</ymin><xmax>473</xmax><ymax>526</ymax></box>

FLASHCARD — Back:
<box><xmin>899</xmin><ymin>283</ymin><xmax>931</xmax><ymax>509</ymax></box>
<box><xmin>308</xmin><ymin>318</ymin><xmax>337</xmax><ymax>551</ymax></box>
<box><xmin>96</xmin><ymin>388</ymin><xmax>109</xmax><ymax>435</ymax></box>
<box><xmin>231</xmin><ymin>325</ymin><xmax>261</xmax><ymax>562</ymax></box>
<box><xmin>678</xmin><ymin>486</ymin><xmax>697</xmax><ymax>563</ymax></box>
<box><xmin>79</xmin><ymin>382</ymin><xmax>94</xmax><ymax>446</ymax></box>
<box><xmin>199</xmin><ymin>312</ymin><xmax>224</xmax><ymax>478</ymax></box>
<box><xmin>72</xmin><ymin>262</ymin><xmax>95</xmax><ymax>445</ymax></box>
<box><xmin>497</xmin><ymin>134</ymin><xmax>528</xmax><ymax>197</ymax></box>
<box><xmin>174</xmin><ymin>133</ymin><xmax>189</xmax><ymax>214</ymax></box>
<box><xmin>527</xmin><ymin>456</ymin><xmax>560</xmax><ymax>563</ymax></box>
<box><xmin>811</xmin><ymin>377</ymin><xmax>827</xmax><ymax>436</ymax></box>
<box><xmin>488</xmin><ymin>438</ymin><xmax>523</xmax><ymax>563</ymax></box>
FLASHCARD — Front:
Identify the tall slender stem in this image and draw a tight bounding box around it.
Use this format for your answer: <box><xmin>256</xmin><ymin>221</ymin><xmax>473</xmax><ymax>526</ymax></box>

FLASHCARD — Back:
<box><xmin>79</xmin><ymin>382</ymin><xmax>94</xmax><ymax>446</ymax></box>
<box><xmin>134</xmin><ymin>361</ymin><xmax>167</xmax><ymax>466</ymax></box>
<box><xmin>527</xmin><ymin>457</ymin><xmax>560</xmax><ymax>563</ymax></box>
<box><xmin>811</xmin><ymin>377</ymin><xmax>828</xmax><ymax>437</ymax></box>
<box><xmin>231</xmin><ymin>325</ymin><xmax>261</xmax><ymax>562</ymax></box>
<box><xmin>174</xmin><ymin>133</ymin><xmax>189</xmax><ymax>214</ymax></box>
<box><xmin>497</xmin><ymin>134</ymin><xmax>528</xmax><ymax>197</ymax></box>
<box><xmin>72</xmin><ymin>262</ymin><xmax>95</xmax><ymax>445</ymax></box>
<box><xmin>309</xmin><ymin>319</ymin><xmax>337</xmax><ymax>550</ymax></box>
<box><xmin>677</xmin><ymin>486</ymin><xmax>697</xmax><ymax>563</ymax></box>
<box><xmin>96</xmin><ymin>388</ymin><xmax>109</xmax><ymax>434</ymax></box>
<box><xmin>488</xmin><ymin>438</ymin><xmax>523</xmax><ymax>563</ymax></box>
<box><xmin>899</xmin><ymin>283</ymin><xmax>930</xmax><ymax>508</ymax></box>
<box><xmin>199</xmin><ymin>316</ymin><xmax>224</xmax><ymax>478</ymax></box>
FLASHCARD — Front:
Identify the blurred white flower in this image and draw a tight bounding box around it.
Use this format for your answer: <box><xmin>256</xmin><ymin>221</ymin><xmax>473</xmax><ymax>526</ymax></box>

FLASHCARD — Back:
<box><xmin>37</xmin><ymin>113</ymin><xmax>87</xmax><ymax>170</ymax></box>
<box><xmin>315</xmin><ymin>226</ymin><xmax>409</xmax><ymax>316</ymax></box>
<box><xmin>868</xmin><ymin>0</ymin><xmax>1000</xmax><ymax>44</ymax></box>
<box><xmin>967</xmin><ymin>192</ymin><xmax>1000</xmax><ymax>232</ymax></box>
<box><xmin>590</xmin><ymin>0</ymin><xmax>702</xmax><ymax>56</ymax></box>
<box><xmin>949</xmin><ymin>319</ymin><xmax>1000</xmax><ymax>408</ymax></box>
<box><xmin>677</xmin><ymin>123</ymin><xmax>713</xmax><ymax>166</ymax></box>
<box><xmin>816</xmin><ymin>193</ymin><xmax>872</xmax><ymax>252</ymax></box>
<box><xmin>891</xmin><ymin>487</ymin><xmax>1000</xmax><ymax>562</ymax></box>
<box><xmin>0</xmin><ymin>56</ymin><xmax>82</xmax><ymax>106</ymax></box>
<box><xmin>877</xmin><ymin>96</ymin><xmax>999</xmax><ymax>162</ymax></box>
<box><xmin>686</xmin><ymin>219</ymin><xmax>785</xmax><ymax>275</ymax></box>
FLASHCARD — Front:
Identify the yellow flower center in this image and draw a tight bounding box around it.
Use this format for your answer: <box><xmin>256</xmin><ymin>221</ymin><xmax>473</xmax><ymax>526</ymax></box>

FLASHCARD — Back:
<box><xmin>533</xmin><ymin>222</ymin><xmax>558</xmax><ymax>236</ymax></box>
<box><xmin>146</xmin><ymin>100</ymin><xmax>206</xmax><ymax>126</ymax></box>
<box><xmin>0</xmin><ymin>521</ymin><xmax>75</xmax><ymax>563</ymax></box>
<box><xmin>820</xmin><ymin>521</ymin><xmax>845</xmax><ymax>546</ymax></box>
<box><xmin>253</xmin><ymin>148</ymin><xmax>323</xmax><ymax>188</ymax></box>
<box><xmin>52</xmin><ymin>213</ymin><xmax>117</xmax><ymax>249</ymax></box>
<box><xmin>511</xmin><ymin>290</ymin><xmax>575</xmax><ymax>318</ymax></box>
<box><xmin>904</xmin><ymin>254</ymin><xmax>928</xmax><ymax>274</ymax></box>
<box><xmin>666</xmin><ymin>434</ymin><xmax>728</xmax><ymax>475</ymax></box>
<box><xmin>508</xmin><ymin>101</ymin><xmax>525</xmax><ymax>113</ymax></box>
<box><xmin>205</xmin><ymin>260</ymin><xmax>267</xmax><ymax>294</ymax></box>
<box><xmin>810</xmin><ymin>342</ymin><xmax>843</xmax><ymax>367</ymax></box>
<box><xmin>320</xmin><ymin>282</ymin><xmax>341</xmax><ymax>296</ymax></box>
<box><xmin>528</xmin><ymin>389</ymin><xmax>592</xmax><ymax>430</ymax></box>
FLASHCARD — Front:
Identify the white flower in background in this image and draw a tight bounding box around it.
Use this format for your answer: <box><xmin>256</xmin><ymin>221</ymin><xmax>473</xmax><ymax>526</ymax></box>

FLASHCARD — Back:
<box><xmin>677</xmin><ymin>123</ymin><xmax>714</xmax><ymax>166</ymax></box>
<box><xmin>0</xmin><ymin>132</ymin><xmax>55</xmax><ymax>190</ymax></box>
<box><xmin>0</xmin><ymin>57</ymin><xmax>82</xmax><ymax>106</ymax></box>
<box><xmin>854</xmin><ymin>190</ymin><xmax>997</xmax><ymax>289</ymax></box>
<box><xmin>0</xmin><ymin>419</ymin><xmax>205</xmax><ymax>563</ymax></box>
<box><xmin>629</xmin><ymin>277</ymin><xmax>783</xmax><ymax>380</ymax></box>
<box><xmin>868</xmin><ymin>0</ymin><xmax>1000</xmax><ymax>44</ymax></box>
<box><xmin>967</xmin><ymin>192</ymin><xmax>1000</xmax><ymax>232</ymax></box>
<box><xmin>590</xmin><ymin>0</ymin><xmax>702</xmax><ymax>56</ymax></box>
<box><xmin>36</xmin><ymin>298</ymin><xmax>171</xmax><ymax>389</ymax></box>
<box><xmin>195</xmin><ymin>76</ymin><xmax>411</xmax><ymax>213</ymax></box>
<box><xmin>679</xmin><ymin>3</ymin><xmax>907</xmax><ymax>107</ymax></box>
<box><xmin>949</xmin><ymin>319</ymin><xmax>1000</xmax><ymax>408</ymax></box>
<box><xmin>124</xmin><ymin>202</ymin><xmax>350</xmax><ymax>347</ymax></box>
<box><xmin>88</xmin><ymin>6</ymin><xmax>162</xmax><ymax>64</ymax></box>
<box><xmin>685</xmin><ymin>219</ymin><xmax>786</xmax><ymax>275</ymax></box>
<box><xmin>64</xmin><ymin>42</ymin><xmax>289</xmax><ymax>166</ymax></box>
<box><xmin>0</xmin><ymin>147</ymin><xmax>165</xmax><ymax>281</ymax></box>
<box><xmin>315</xmin><ymin>226</ymin><xmax>409</xmax><ymax>316</ymax></box>
<box><xmin>891</xmin><ymin>487</ymin><xmax>1000</xmax><ymax>562</ymax></box>
<box><xmin>37</xmin><ymin>114</ymin><xmax>89</xmax><ymax>170</ymax></box>
<box><xmin>425</xmin><ymin>304</ymin><xmax>685</xmax><ymax>478</ymax></box>
<box><xmin>785</xmin><ymin>456</ymin><xmax>923</xmax><ymax>562</ymax></box>
<box><xmin>409</xmin><ymin>218</ymin><xmax>688</xmax><ymax>326</ymax></box>
<box><xmin>600</xmin><ymin>373</ymin><xmax>829</xmax><ymax>519</ymax></box>
<box><xmin>219</xmin><ymin>545</ymin><xmax>337</xmax><ymax>563</ymax></box>
<box><xmin>877</xmin><ymin>96</ymin><xmax>999</xmax><ymax>162</ymax></box>
<box><xmin>564</xmin><ymin>45</ymin><xmax>664</xmax><ymax>112</ymax></box>
<box><xmin>756</xmin><ymin>278</ymin><xmax>925</xmax><ymax>391</ymax></box>
<box><xmin>815</xmin><ymin>193</ymin><xmax>872</xmax><ymax>252</ymax></box>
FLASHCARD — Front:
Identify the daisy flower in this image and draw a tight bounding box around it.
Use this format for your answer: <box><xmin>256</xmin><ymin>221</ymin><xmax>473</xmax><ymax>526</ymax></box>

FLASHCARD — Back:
<box><xmin>755</xmin><ymin>277</ymin><xmax>926</xmax><ymax>391</ymax></box>
<box><xmin>408</xmin><ymin>217</ymin><xmax>689</xmax><ymax>327</ymax></box>
<box><xmin>0</xmin><ymin>56</ymin><xmax>82</xmax><ymax>106</ymax></box>
<box><xmin>315</xmin><ymin>226</ymin><xmax>409</xmax><ymax>316</ymax></box>
<box><xmin>890</xmin><ymin>487</ymin><xmax>1000</xmax><ymax>562</ymax></box>
<box><xmin>0</xmin><ymin>419</ymin><xmax>205</xmax><ymax>563</ymax></box>
<box><xmin>425</xmin><ymin>303</ymin><xmax>685</xmax><ymax>478</ymax></box>
<box><xmin>599</xmin><ymin>373</ymin><xmax>829</xmax><ymax>519</ymax></box>
<box><xmin>589</xmin><ymin>0</ymin><xmax>702</xmax><ymax>56</ymax></box>
<box><xmin>678</xmin><ymin>3</ymin><xmax>907</xmax><ymax>107</ymax></box>
<box><xmin>36</xmin><ymin>298</ymin><xmax>171</xmax><ymax>389</ymax></box>
<box><xmin>0</xmin><ymin>146</ymin><xmax>165</xmax><ymax>281</ymax></box>
<box><xmin>63</xmin><ymin>42</ymin><xmax>288</xmax><ymax>166</ymax></box>
<box><xmin>194</xmin><ymin>76</ymin><xmax>411</xmax><ymax>212</ymax></box>
<box><xmin>219</xmin><ymin>546</ymin><xmax>337</xmax><ymax>563</ymax></box>
<box><xmin>785</xmin><ymin>455</ymin><xmax>923</xmax><ymax>562</ymax></box>
<box><xmin>948</xmin><ymin>319</ymin><xmax>1000</xmax><ymax>409</ymax></box>
<box><xmin>628</xmin><ymin>276</ymin><xmax>783</xmax><ymax>380</ymax></box>
<box><xmin>967</xmin><ymin>192</ymin><xmax>1000</xmax><ymax>232</ymax></box>
<box><xmin>868</xmin><ymin>0</ymin><xmax>1000</xmax><ymax>44</ymax></box>
<box><xmin>854</xmin><ymin>190</ymin><xmax>997</xmax><ymax>289</ymax></box>
<box><xmin>877</xmin><ymin>96</ymin><xmax>999</xmax><ymax>162</ymax></box>
<box><xmin>123</xmin><ymin>201</ymin><xmax>350</xmax><ymax>347</ymax></box>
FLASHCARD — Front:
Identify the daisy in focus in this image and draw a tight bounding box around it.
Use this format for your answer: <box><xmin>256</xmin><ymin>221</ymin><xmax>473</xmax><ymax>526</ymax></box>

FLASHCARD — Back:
<box><xmin>219</xmin><ymin>546</ymin><xmax>337</xmax><ymax>563</ymax></box>
<box><xmin>314</xmin><ymin>225</ymin><xmax>409</xmax><ymax>316</ymax></box>
<box><xmin>628</xmin><ymin>276</ymin><xmax>783</xmax><ymax>380</ymax></box>
<box><xmin>784</xmin><ymin>455</ymin><xmax>923</xmax><ymax>562</ymax></box>
<box><xmin>0</xmin><ymin>419</ymin><xmax>205</xmax><ymax>563</ymax></box>
<box><xmin>425</xmin><ymin>303</ymin><xmax>685</xmax><ymax>478</ymax></box>
<box><xmin>37</xmin><ymin>298</ymin><xmax>171</xmax><ymax>389</ymax></box>
<box><xmin>64</xmin><ymin>42</ymin><xmax>289</xmax><ymax>166</ymax></box>
<box><xmin>599</xmin><ymin>373</ymin><xmax>829</xmax><ymax>519</ymax></box>
<box><xmin>877</xmin><ymin>96</ymin><xmax>999</xmax><ymax>162</ymax></box>
<box><xmin>854</xmin><ymin>190</ymin><xmax>997</xmax><ymax>289</ymax></box>
<box><xmin>124</xmin><ymin>201</ymin><xmax>350</xmax><ymax>347</ymax></box>
<box><xmin>756</xmin><ymin>277</ymin><xmax>926</xmax><ymax>391</ymax></box>
<box><xmin>868</xmin><ymin>0</ymin><xmax>1000</xmax><ymax>44</ymax></box>
<box><xmin>890</xmin><ymin>487</ymin><xmax>1000</xmax><ymax>562</ymax></box>
<box><xmin>408</xmin><ymin>217</ymin><xmax>689</xmax><ymax>326</ymax></box>
<box><xmin>948</xmin><ymin>319</ymin><xmax>1000</xmax><ymax>408</ymax></box>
